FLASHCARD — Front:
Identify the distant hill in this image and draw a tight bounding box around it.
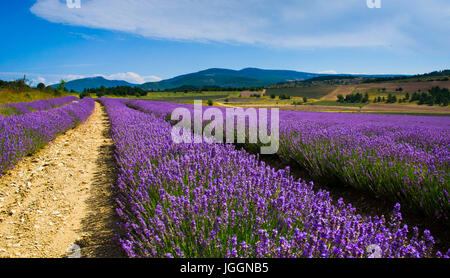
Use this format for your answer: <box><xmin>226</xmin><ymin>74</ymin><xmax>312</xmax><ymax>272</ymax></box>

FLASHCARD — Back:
<box><xmin>362</xmin><ymin>70</ymin><xmax>449</xmax><ymax>83</ymax></box>
<box><xmin>271</xmin><ymin>74</ymin><xmax>410</xmax><ymax>89</ymax></box>
<box><xmin>139</xmin><ymin>68</ymin><xmax>324</xmax><ymax>90</ymax></box>
<box><xmin>51</xmin><ymin>76</ymin><xmax>136</xmax><ymax>92</ymax></box>
<box><xmin>53</xmin><ymin>68</ymin><xmax>415</xmax><ymax>92</ymax></box>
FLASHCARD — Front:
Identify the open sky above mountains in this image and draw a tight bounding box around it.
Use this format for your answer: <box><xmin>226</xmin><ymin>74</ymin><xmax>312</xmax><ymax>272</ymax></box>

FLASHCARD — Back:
<box><xmin>0</xmin><ymin>0</ymin><xmax>449</xmax><ymax>85</ymax></box>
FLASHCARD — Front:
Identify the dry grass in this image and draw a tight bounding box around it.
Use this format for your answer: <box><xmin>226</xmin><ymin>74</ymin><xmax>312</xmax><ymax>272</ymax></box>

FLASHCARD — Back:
<box><xmin>321</xmin><ymin>86</ymin><xmax>356</xmax><ymax>100</ymax></box>
<box><xmin>355</xmin><ymin>80</ymin><xmax>450</xmax><ymax>94</ymax></box>
<box><xmin>0</xmin><ymin>88</ymin><xmax>74</xmax><ymax>105</ymax></box>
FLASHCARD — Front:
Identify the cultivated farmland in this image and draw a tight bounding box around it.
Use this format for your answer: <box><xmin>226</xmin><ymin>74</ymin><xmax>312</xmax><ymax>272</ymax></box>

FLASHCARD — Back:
<box><xmin>0</xmin><ymin>96</ymin><xmax>449</xmax><ymax>258</ymax></box>
<box><xmin>266</xmin><ymin>86</ymin><xmax>336</xmax><ymax>99</ymax></box>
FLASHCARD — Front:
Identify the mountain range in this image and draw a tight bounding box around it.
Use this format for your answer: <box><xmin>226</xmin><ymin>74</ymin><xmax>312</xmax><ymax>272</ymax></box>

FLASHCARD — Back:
<box><xmin>51</xmin><ymin>76</ymin><xmax>137</xmax><ymax>92</ymax></box>
<box><xmin>54</xmin><ymin>68</ymin><xmax>405</xmax><ymax>92</ymax></box>
<box><xmin>139</xmin><ymin>68</ymin><xmax>322</xmax><ymax>90</ymax></box>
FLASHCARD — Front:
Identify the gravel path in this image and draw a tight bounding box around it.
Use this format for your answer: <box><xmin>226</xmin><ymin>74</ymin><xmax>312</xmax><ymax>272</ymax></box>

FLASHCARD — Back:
<box><xmin>0</xmin><ymin>102</ymin><xmax>123</xmax><ymax>258</ymax></box>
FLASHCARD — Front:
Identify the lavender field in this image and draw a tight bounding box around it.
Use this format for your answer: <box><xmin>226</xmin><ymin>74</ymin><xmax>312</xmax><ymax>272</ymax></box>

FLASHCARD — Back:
<box><xmin>2</xmin><ymin>0</ymin><xmax>450</xmax><ymax>264</ymax></box>
<box><xmin>278</xmin><ymin>112</ymin><xmax>449</xmax><ymax>221</ymax></box>
<box><xmin>120</xmin><ymin>99</ymin><xmax>450</xmax><ymax>221</ymax></box>
<box><xmin>0</xmin><ymin>97</ymin><xmax>94</xmax><ymax>177</ymax></box>
<box><xmin>0</xmin><ymin>96</ymin><xmax>448</xmax><ymax>258</ymax></box>
<box><xmin>99</xmin><ymin>98</ymin><xmax>449</xmax><ymax>258</ymax></box>
<box><xmin>0</xmin><ymin>96</ymin><xmax>78</xmax><ymax>116</ymax></box>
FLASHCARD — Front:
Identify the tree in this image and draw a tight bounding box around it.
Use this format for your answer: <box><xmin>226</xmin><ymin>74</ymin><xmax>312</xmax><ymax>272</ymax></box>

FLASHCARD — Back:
<box><xmin>207</xmin><ymin>99</ymin><xmax>213</xmax><ymax>106</ymax></box>
<box><xmin>337</xmin><ymin>94</ymin><xmax>344</xmax><ymax>103</ymax></box>
<box><xmin>55</xmin><ymin>80</ymin><xmax>66</xmax><ymax>96</ymax></box>
<box><xmin>385</xmin><ymin>93</ymin><xmax>396</xmax><ymax>103</ymax></box>
<box><xmin>279</xmin><ymin>94</ymin><xmax>291</xmax><ymax>100</ymax></box>
<box><xmin>37</xmin><ymin>83</ymin><xmax>46</xmax><ymax>90</ymax></box>
<box><xmin>303</xmin><ymin>96</ymin><xmax>308</xmax><ymax>103</ymax></box>
<box><xmin>270</xmin><ymin>94</ymin><xmax>276</xmax><ymax>99</ymax></box>
<box><xmin>362</xmin><ymin>92</ymin><xmax>369</xmax><ymax>103</ymax></box>
<box><xmin>79</xmin><ymin>91</ymin><xmax>90</xmax><ymax>99</ymax></box>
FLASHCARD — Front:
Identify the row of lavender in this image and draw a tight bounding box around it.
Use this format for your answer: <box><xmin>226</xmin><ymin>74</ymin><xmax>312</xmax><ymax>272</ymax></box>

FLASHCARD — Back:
<box><xmin>120</xmin><ymin>99</ymin><xmax>450</xmax><ymax>221</ymax></box>
<box><xmin>101</xmin><ymin>98</ymin><xmax>448</xmax><ymax>257</ymax></box>
<box><xmin>0</xmin><ymin>96</ymin><xmax>78</xmax><ymax>116</ymax></box>
<box><xmin>278</xmin><ymin>112</ymin><xmax>450</xmax><ymax>221</ymax></box>
<box><xmin>0</xmin><ymin>97</ymin><xmax>94</xmax><ymax>177</ymax></box>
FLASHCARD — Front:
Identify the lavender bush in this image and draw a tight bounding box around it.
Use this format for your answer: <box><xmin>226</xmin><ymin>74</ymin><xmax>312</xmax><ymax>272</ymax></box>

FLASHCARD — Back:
<box><xmin>100</xmin><ymin>98</ymin><xmax>448</xmax><ymax>258</ymax></box>
<box><xmin>0</xmin><ymin>98</ymin><xmax>94</xmax><ymax>177</ymax></box>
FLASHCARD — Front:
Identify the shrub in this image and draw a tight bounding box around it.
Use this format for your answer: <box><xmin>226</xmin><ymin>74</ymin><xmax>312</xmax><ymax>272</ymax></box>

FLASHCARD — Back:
<box><xmin>79</xmin><ymin>91</ymin><xmax>90</xmax><ymax>99</ymax></box>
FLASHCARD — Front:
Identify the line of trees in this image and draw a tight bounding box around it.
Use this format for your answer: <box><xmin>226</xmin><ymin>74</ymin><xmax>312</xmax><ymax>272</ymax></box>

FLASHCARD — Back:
<box><xmin>0</xmin><ymin>78</ymin><xmax>68</xmax><ymax>96</ymax></box>
<box><xmin>410</xmin><ymin>86</ymin><xmax>449</xmax><ymax>106</ymax></box>
<box><xmin>0</xmin><ymin>78</ymin><xmax>32</xmax><ymax>90</ymax></box>
<box><xmin>279</xmin><ymin>94</ymin><xmax>291</xmax><ymax>100</ymax></box>
<box><xmin>337</xmin><ymin>92</ymin><xmax>369</xmax><ymax>103</ymax></box>
<box><xmin>82</xmin><ymin>86</ymin><xmax>147</xmax><ymax>97</ymax></box>
<box><xmin>363</xmin><ymin>69</ymin><xmax>450</xmax><ymax>83</ymax></box>
<box><xmin>351</xmin><ymin>86</ymin><xmax>449</xmax><ymax>106</ymax></box>
<box><xmin>373</xmin><ymin>93</ymin><xmax>397</xmax><ymax>103</ymax></box>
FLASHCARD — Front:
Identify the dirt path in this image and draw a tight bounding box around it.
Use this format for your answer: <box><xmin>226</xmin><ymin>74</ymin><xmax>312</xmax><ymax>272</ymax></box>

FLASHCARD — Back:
<box><xmin>0</xmin><ymin>102</ymin><xmax>123</xmax><ymax>258</ymax></box>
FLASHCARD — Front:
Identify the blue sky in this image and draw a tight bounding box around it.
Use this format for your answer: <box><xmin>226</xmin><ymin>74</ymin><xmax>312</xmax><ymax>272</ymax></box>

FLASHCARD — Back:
<box><xmin>0</xmin><ymin>0</ymin><xmax>449</xmax><ymax>85</ymax></box>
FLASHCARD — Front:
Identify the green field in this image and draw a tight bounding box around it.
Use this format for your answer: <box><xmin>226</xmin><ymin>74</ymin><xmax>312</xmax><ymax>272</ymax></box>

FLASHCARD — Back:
<box><xmin>266</xmin><ymin>86</ymin><xmax>336</xmax><ymax>99</ymax></box>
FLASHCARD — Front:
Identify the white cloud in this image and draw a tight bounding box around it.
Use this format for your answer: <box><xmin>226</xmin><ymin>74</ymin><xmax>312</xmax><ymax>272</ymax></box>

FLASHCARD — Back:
<box><xmin>0</xmin><ymin>72</ymin><xmax>161</xmax><ymax>86</ymax></box>
<box><xmin>318</xmin><ymin>70</ymin><xmax>338</xmax><ymax>74</ymax></box>
<box><xmin>29</xmin><ymin>0</ymin><xmax>450</xmax><ymax>51</ymax></box>
<box><xmin>69</xmin><ymin>31</ymin><xmax>102</xmax><ymax>41</ymax></box>
<box><xmin>62</xmin><ymin>74</ymin><xmax>86</xmax><ymax>82</ymax></box>
<box><xmin>0</xmin><ymin>72</ymin><xmax>78</xmax><ymax>86</ymax></box>
<box><xmin>31</xmin><ymin>76</ymin><xmax>47</xmax><ymax>85</ymax></box>
<box><xmin>96</xmin><ymin>72</ymin><xmax>162</xmax><ymax>84</ymax></box>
